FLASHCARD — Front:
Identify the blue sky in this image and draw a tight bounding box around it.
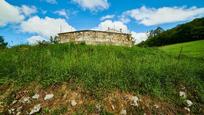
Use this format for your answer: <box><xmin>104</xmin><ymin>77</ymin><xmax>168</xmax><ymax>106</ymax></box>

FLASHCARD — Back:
<box><xmin>1</xmin><ymin>0</ymin><xmax>204</xmax><ymax>45</ymax></box>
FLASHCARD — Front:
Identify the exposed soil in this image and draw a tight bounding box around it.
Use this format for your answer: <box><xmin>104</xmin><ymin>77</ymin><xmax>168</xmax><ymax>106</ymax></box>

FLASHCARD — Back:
<box><xmin>0</xmin><ymin>82</ymin><xmax>203</xmax><ymax>115</ymax></box>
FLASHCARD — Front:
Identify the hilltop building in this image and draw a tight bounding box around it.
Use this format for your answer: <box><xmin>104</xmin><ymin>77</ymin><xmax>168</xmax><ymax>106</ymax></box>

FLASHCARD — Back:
<box><xmin>58</xmin><ymin>30</ymin><xmax>134</xmax><ymax>47</ymax></box>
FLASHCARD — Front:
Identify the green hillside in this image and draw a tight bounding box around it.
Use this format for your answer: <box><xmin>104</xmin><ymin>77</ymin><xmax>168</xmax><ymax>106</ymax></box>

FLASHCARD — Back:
<box><xmin>1</xmin><ymin>43</ymin><xmax>204</xmax><ymax>114</ymax></box>
<box><xmin>160</xmin><ymin>40</ymin><xmax>204</xmax><ymax>58</ymax></box>
<box><xmin>141</xmin><ymin>18</ymin><xmax>204</xmax><ymax>46</ymax></box>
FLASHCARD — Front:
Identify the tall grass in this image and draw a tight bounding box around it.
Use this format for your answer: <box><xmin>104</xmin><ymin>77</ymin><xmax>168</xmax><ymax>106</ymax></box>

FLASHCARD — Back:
<box><xmin>0</xmin><ymin>43</ymin><xmax>204</xmax><ymax>106</ymax></box>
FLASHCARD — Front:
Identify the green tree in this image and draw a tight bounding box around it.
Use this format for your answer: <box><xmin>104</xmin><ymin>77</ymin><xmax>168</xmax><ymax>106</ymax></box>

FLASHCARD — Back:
<box><xmin>0</xmin><ymin>36</ymin><xmax>8</xmax><ymax>49</ymax></box>
<box><xmin>50</xmin><ymin>36</ymin><xmax>59</xmax><ymax>44</ymax></box>
<box><xmin>148</xmin><ymin>27</ymin><xmax>164</xmax><ymax>39</ymax></box>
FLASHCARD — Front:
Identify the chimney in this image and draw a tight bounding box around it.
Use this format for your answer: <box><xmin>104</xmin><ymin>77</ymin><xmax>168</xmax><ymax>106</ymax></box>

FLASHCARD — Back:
<box><xmin>120</xmin><ymin>28</ymin><xmax>122</xmax><ymax>33</ymax></box>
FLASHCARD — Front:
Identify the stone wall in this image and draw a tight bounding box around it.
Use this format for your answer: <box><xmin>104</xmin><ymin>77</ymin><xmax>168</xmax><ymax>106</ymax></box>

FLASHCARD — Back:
<box><xmin>58</xmin><ymin>30</ymin><xmax>134</xmax><ymax>47</ymax></box>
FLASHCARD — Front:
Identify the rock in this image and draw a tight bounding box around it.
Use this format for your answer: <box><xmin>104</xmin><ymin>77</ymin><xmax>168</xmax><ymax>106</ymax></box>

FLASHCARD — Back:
<box><xmin>11</xmin><ymin>100</ymin><xmax>17</xmax><ymax>105</ymax></box>
<box><xmin>44</xmin><ymin>94</ymin><xmax>54</xmax><ymax>100</ymax></box>
<box><xmin>95</xmin><ymin>104</ymin><xmax>101</xmax><ymax>112</ymax></box>
<box><xmin>186</xmin><ymin>100</ymin><xmax>193</xmax><ymax>107</ymax></box>
<box><xmin>16</xmin><ymin>112</ymin><xmax>21</xmax><ymax>115</ymax></box>
<box><xmin>184</xmin><ymin>107</ymin><xmax>190</xmax><ymax>112</ymax></box>
<box><xmin>8</xmin><ymin>109</ymin><xmax>12</xmax><ymax>114</ymax></box>
<box><xmin>120</xmin><ymin>109</ymin><xmax>127</xmax><ymax>115</ymax></box>
<box><xmin>179</xmin><ymin>91</ymin><xmax>186</xmax><ymax>98</ymax></box>
<box><xmin>111</xmin><ymin>105</ymin><xmax>115</xmax><ymax>110</ymax></box>
<box><xmin>131</xmin><ymin>96</ymin><xmax>139</xmax><ymax>107</ymax></box>
<box><xmin>32</xmin><ymin>94</ymin><xmax>40</xmax><ymax>99</ymax></box>
<box><xmin>70</xmin><ymin>100</ymin><xmax>77</xmax><ymax>106</ymax></box>
<box><xmin>17</xmin><ymin>106</ymin><xmax>22</xmax><ymax>112</ymax></box>
<box><xmin>154</xmin><ymin>104</ymin><xmax>159</xmax><ymax>109</ymax></box>
<box><xmin>20</xmin><ymin>97</ymin><xmax>31</xmax><ymax>104</ymax></box>
<box><xmin>8</xmin><ymin>108</ymin><xmax>15</xmax><ymax>114</ymax></box>
<box><xmin>29</xmin><ymin>104</ymin><xmax>41</xmax><ymax>115</ymax></box>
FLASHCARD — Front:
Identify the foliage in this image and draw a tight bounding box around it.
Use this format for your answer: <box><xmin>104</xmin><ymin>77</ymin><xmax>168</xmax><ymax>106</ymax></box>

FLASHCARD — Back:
<box><xmin>50</xmin><ymin>36</ymin><xmax>59</xmax><ymax>44</ymax></box>
<box><xmin>37</xmin><ymin>40</ymin><xmax>50</xmax><ymax>46</ymax></box>
<box><xmin>148</xmin><ymin>27</ymin><xmax>164</xmax><ymax>38</ymax></box>
<box><xmin>140</xmin><ymin>17</ymin><xmax>204</xmax><ymax>46</ymax></box>
<box><xmin>33</xmin><ymin>36</ymin><xmax>59</xmax><ymax>46</ymax></box>
<box><xmin>138</xmin><ymin>27</ymin><xmax>164</xmax><ymax>47</ymax></box>
<box><xmin>0</xmin><ymin>36</ymin><xmax>8</xmax><ymax>49</ymax></box>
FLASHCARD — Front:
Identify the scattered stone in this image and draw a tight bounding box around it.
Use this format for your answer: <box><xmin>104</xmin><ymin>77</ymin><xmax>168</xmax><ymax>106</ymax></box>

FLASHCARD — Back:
<box><xmin>70</xmin><ymin>100</ymin><xmax>77</xmax><ymax>106</ymax></box>
<box><xmin>11</xmin><ymin>108</ymin><xmax>15</xmax><ymax>111</ymax></box>
<box><xmin>154</xmin><ymin>104</ymin><xmax>159</xmax><ymax>109</ymax></box>
<box><xmin>44</xmin><ymin>94</ymin><xmax>54</xmax><ymax>100</ymax></box>
<box><xmin>11</xmin><ymin>100</ymin><xmax>17</xmax><ymax>105</ymax></box>
<box><xmin>120</xmin><ymin>109</ymin><xmax>127</xmax><ymax>115</ymax></box>
<box><xmin>29</xmin><ymin>104</ymin><xmax>41</xmax><ymax>115</ymax></box>
<box><xmin>16</xmin><ymin>111</ymin><xmax>21</xmax><ymax>115</ymax></box>
<box><xmin>131</xmin><ymin>96</ymin><xmax>139</xmax><ymax>107</ymax></box>
<box><xmin>20</xmin><ymin>97</ymin><xmax>31</xmax><ymax>104</ymax></box>
<box><xmin>8</xmin><ymin>109</ymin><xmax>12</xmax><ymax>114</ymax></box>
<box><xmin>17</xmin><ymin>106</ymin><xmax>22</xmax><ymax>112</ymax></box>
<box><xmin>8</xmin><ymin>108</ymin><xmax>15</xmax><ymax>114</ymax></box>
<box><xmin>184</xmin><ymin>107</ymin><xmax>190</xmax><ymax>112</ymax></box>
<box><xmin>186</xmin><ymin>100</ymin><xmax>193</xmax><ymax>107</ymax></box>
<box><xmin>179</xmin><ymin>91</ymin><xmax>187</xmax><ymax>98</ymax></box>
<box><xmin>111</xmin><ymin>105</ymin><xmax>115</xmax><ymax>110</ymax></box>
<box><xmin>95</xmin><ymin>104</ymin><xmax>101</xmax><ymax>112</ymax></box>
<box><xmin>32</xmin><ymin>94</ymin><xmax>40</xmax><ymax>99</ymax></box>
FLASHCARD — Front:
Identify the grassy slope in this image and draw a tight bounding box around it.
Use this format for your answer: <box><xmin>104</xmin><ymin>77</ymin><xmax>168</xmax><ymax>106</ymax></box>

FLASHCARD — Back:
<box><xmin>0</xmin><ymin>43</ymin><xmax>204</xmax><ymax>113</ymax></box>
<box><xmin>159</xmin><ymin>40</ymin><xmax>204</xmax><ymax>58</ymax></box>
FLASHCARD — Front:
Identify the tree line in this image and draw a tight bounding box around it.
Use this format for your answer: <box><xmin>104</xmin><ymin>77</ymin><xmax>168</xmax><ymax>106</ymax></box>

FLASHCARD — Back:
<box><xmin>0</xmin><ymin>36</ymin><xmax>8</xmax><ymax>49</ymax></box>
<box><xmin>139</xmin><ymin>17</ymin><xmax>204</xmax><ymax>47</ymax></box>
<box><xmin>0</xmin><ymin>36</ymin><xmax>59</xmax><ymax>49</ymax></box>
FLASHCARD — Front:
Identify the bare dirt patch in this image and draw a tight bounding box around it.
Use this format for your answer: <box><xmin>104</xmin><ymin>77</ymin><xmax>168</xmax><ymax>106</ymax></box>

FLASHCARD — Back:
<box><xmin>0</xmin><ymin>82</ymin><xmax>200</xmax><ymax>114</ymax></box>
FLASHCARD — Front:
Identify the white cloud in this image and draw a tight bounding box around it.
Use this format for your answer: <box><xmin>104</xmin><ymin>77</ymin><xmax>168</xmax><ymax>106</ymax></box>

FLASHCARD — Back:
<box><xmin>94</xmin><ymin>20</ymin><xmax>129</xmax><ymax>33</ymax></box>
<box><xmin>72</xmin><ymin>0</ymin><xmax>109</xmax><ymax>11</ymax></box>
<box><xmin>54</xmin><ymin>9</ymin><xmax>69</xmax><ymax>19</ymax></box>
<box><xmin>20</xmin><ymin>5</ymin><xmax>37</xmax><ymax>16</ymax></box>
<box><xmin>122</xmin><ymin>6</ymin><xmax>204</xmax><ymax>26</ymax></box>
<box><xmin>21</xmin><ymin>16</ymin><xmax>76</xmax><ymax>37</ymax></box>
<box><xmin>27</xmin><ymin>35</ymin><xmax>47</xmax><ymax>44</ymax></box>
<box><xmin>0</xmin><ymin>0</ymin><xmax>24</xmax><ymax>26</ymax></box>
<box><xmin>120</xmin><ymin>15</ymin><xmax>131</xmax><ymax>24</ymax></box>
<box><xmin>100</xmin><ymin>15</ymin><xmax>115</xmax><ymax>21</ymax></box>
<box><xmin>131</xmin><ymin>32</ymin><xmax>148</xmax><ymax>44</ymax></box>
